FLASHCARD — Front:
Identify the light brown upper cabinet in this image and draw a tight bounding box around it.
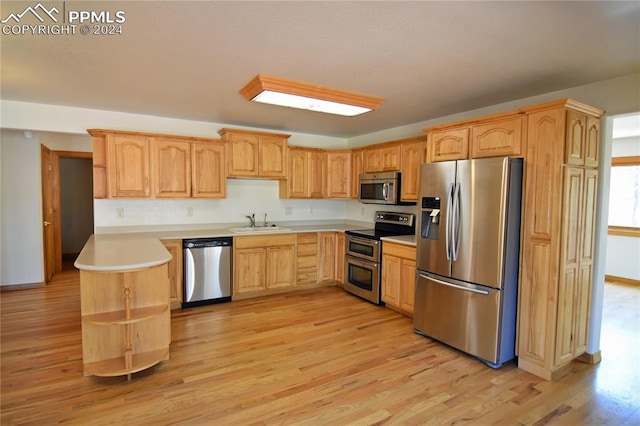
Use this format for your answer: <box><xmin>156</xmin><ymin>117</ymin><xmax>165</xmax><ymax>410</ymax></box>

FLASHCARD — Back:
<box><xmin>280</xmin><ymin>147</ymin><xmax>326</xmax><ymax>199</ymax></box>
<box><xmin>89</xmin><ymin>129</ymin><xmax>226</xmax><ymax>199</ymax></box>
<box><xmin>191</xmin><ymin>141</ymin><xmax>227</xmax><ymax>198</ymax></box>
<box><xmin>350</xmin><ymin>148</ymin><xmax>364</xmax><ymax>199</ymax></box>
<box><xmin>152</xmin><ymin>138</ymin><xmax>192</xmax><ymax>198</ymax></box>
<box><xmin>363</xmin><ymin>144</ymin><xmax>401</xmax><ymax>172</ymax></box>
<box><xmin>107</xmin><ymin>133</ymin><xmax>151</xmax><ymax>198</ymax></box>
<box><xmin>426</xmin><ymin>127</ymin><xmax>470</xmax><ymax>162</ymax></box>
<box><xmin>565</xmin><ymin>111</ymin><xmax>600</xmax><ymax>168</ymax></box>
<box><xmin>327</xmin><ymin>151</ymin><xmax>352</xmax><ymax>198</ymax></box>
<box><xmin>399</xmin><ymin>137</ymin><xmax>427</xmax><ymax>202</ymax></box>
<box><xmin>470</xmin><ymin>115</ymin><xmax>525</xmax><ymax>159</ymax></box>
<box><xmin>517</xmin><ymin>99</ymin><xmax>603</xmax><ymax>381</ymax></box>
<box><xmin>218</xmin><ymin>128</ymin><xmax>289</xmax><ymax>179</ymax></box>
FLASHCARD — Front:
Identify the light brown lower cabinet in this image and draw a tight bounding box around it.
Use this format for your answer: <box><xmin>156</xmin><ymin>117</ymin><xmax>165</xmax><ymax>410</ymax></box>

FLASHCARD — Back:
<box><xmin>233</xmin><ymin>234</ymin><xmax>296</xmax><ymax>299</ymax></box>
<box><xmin>80</xmin><ymin>263</ymin><xmax>171</xmax><ymax>378</ymax></box>
<box><xmin>317</xmin><ymin>232</ymin><xmax>335</xmax><ymax>283</ymax></box>
<box><xmin>335</xmin><ymin>232</ymin><xmax>345</xmax><ymax>285</ymax></box>
<box><xmin>161</xmin><ymin>239</ymin><xmax>183</xmax><ymax>309</ymax></box>
<box><xmin>381</xmin><ymin>241</ymin><xmax>417</xmax><ymax>315</ymax></box>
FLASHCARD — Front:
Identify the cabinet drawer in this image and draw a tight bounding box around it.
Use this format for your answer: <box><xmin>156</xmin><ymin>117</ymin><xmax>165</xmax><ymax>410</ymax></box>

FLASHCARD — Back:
<box><xmin>235</xmin><ymin>234</ymin><xmax>295</xmax><ymax>249</ymax></box>
<box><xmin>382</xmin><ymin>242</ymin><xmax>416</xmax><ymax>260</ymax></box>
<box><xmin>297</xmin><ymin>256</ymin><xmax>317</xmax><ymax>269</ymax></box>
<box><xmin>297</xmin><ymin>243</ymin><xmax>317</xmax><ymax>256</ymax></box>
<box><xmin>297</xmin><ymin>233</ymin><xmax>318</xmax><ymax>244</ymax></box>
<box><xmin>297</xmin><ymin>269</ymin><xmax>317</xmax><ymax>284</ymax></box>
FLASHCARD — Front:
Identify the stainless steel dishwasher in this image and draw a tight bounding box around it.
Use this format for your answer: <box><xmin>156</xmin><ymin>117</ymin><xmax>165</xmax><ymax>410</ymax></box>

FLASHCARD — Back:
<box><xmin>182</xmin><ymin>237</ymin><xmax>232</xmax><ymax>308</ymax></box>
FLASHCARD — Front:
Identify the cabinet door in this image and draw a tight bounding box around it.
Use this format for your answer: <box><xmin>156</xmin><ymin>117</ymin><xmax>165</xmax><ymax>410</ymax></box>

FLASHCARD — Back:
<box><xmin>297</xmin><ymin>233</ymin><xmax>318</xmax><ymax>285</ymax></box>
<box><xmin>152</xmin><ymin>138</ymin><xmax>191</xmax><ymax>198</ymax></box>
<box><xmin>381</xmin><ymin>145</ymin><xmax>401</xmax><ymax>171</ymax></box>
<box><xmin>266</xmin><ymin>246</ymin><xmax>295</xmax><ymax>289</ymax></box>
<box><xmin>400</xmin><ymin>141</ymin><xmax>425</xmax><ymax>201</ymax></box>
<box><xmin>327</xmin><ymin>152</ymin><xmax>351</xmax><ymax>198</ymax></box>
<box><xmin>363</xmin><ymin>148</ymin><xmax>382</xmax><ymax>172</ymax></box>
<box><xmin>260</xmin><ymin>136</ymin><xmax>287</xmax><ymax>178</ymax></box>
<box><xmin>585</xmin><ymin>116</ymin><xmax>600</xmax><ymax>168</ymax></box>
<box><xmin>108</xmin><ymin>134</ymin><xmax>151</xmax><ymax>197</ymax></box>
<box><xmin>399</xmin><ymin>259</ymin><xmax>416</xmax><ymax>313</ymax></box>
<box><xmin>228</xmin><ymin>133</ymin><xmax>260</xmax><ymax>177</ymax></box>
<box><xmin>565</xmin><ymin>111</ymin><xmax>586</xmax><ymax>166</ymax></box>
<box><xmin>335</xmin><ymin>233</ymin><xmax>345</xmax><ymax>285</ymax></box>
<box><xmin>234</xmin><ymin>248</ymin><xmax>266</xmax><ymax>294</ymax></box>
<box><xmin>471</xmin><ymin>116</ymin><xmax>524</xmax><ymax>159</ymax></box>
<box><xmin>287</xmin><ymin>148</ymin><xmax>309</xmax><ymax>198</ymax></box>
<box><xmin>192</xmin><ymin>142</ymin><xmax>226</xmax><ymax>198</ymax></box>
<box><xmin>317</xmin><ymin>232</ymin><xmax>335</xmax><ymax>282</ymax></box>
<box><xmin>351</xmin><ymin>149</ymin><xmax>364</xmax><ymax>199</ymax></box>
<box><xmin>161</xmin><ymin>240</ymin><xmax>183</xmax><ymax>309</ymax></box>
<box><xmin>427</xmin><ymin>127</ymin><xmax>469</xmax><ymax>162</ymax></box>
<box><xmin>555</xmin><ymin>166</ymin><xmax>584</xmax><ymax>366</ymax></box>
<box><xmin>381</xmin><ymin>254</ymin><xmax>401</xmax><ymax>307</ymax></box>
<box><xmin>309</xmin><ymin>151</ymin><xmax>327</xmax><ymax>198</ymax></box>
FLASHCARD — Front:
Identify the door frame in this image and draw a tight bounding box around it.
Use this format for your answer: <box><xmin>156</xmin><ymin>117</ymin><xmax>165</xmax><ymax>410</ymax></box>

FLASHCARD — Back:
<box><xmin>41</xmin><ymin>149</ymin><xmax>93</xmax><ymax>280</ymax></box>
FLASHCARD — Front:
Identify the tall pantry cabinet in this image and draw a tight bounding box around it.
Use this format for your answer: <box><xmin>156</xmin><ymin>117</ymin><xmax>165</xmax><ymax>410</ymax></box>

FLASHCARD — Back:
<box><xmin>518</xmin><ymin>99</ymin><xmax>604</xmax><ymax>381</ymax></box>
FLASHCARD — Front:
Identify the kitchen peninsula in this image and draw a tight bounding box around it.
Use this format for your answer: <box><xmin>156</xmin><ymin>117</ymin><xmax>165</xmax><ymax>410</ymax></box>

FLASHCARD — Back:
<box><xmin>75</xmin><ymin>236</ymin><xmax>172</xmax><ymax>379</ymax></box>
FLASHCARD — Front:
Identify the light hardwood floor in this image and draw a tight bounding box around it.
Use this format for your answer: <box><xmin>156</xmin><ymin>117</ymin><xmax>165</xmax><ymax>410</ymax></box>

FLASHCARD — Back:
<box><xmin>1</xmin><ymin>269</ymin><xmax>638</xmax><ymax>425</ymax></box>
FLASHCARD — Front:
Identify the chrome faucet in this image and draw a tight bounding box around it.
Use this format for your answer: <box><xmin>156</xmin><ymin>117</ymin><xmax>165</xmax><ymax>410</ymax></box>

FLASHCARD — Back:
<box><xmin>263</xmin><ymin>213</ymin><xmax>269</xmax><ymax>227</ymax></box>
<box><xmin>245</xmin><ymin>213</ymin><xmax>256</xmax><ymax>228</ymax></box>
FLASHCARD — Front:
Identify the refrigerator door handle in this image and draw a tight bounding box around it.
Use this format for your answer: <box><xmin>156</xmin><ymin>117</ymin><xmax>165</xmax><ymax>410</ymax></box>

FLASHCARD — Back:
<box><xmin>445</xmin><ymin>183</ymin><xmax>454</xmax><ymax>261</ymax></box>
<box><xmin>419</xmin><ymin>272</ymin><xmax>490</xmax><ymax>296</ymax></box>
<box><xmin>452</xmin><ymin>182</ymin><xmax>461</xmax><ymax>261</ymax></box>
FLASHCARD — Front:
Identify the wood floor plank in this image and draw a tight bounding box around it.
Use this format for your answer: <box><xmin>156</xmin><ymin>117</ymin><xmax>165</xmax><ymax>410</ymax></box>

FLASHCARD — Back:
<box><xmin>1</xmin><ymin>270</ymin><xmax>639</xmax><ymax>425</ymax></box>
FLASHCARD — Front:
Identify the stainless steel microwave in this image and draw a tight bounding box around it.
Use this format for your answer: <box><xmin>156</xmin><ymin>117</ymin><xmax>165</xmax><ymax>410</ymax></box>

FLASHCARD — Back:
<box><xmin>359</xmin><ymin>172</ymin><xmax>409</xmax><ymax>205</ymax></box>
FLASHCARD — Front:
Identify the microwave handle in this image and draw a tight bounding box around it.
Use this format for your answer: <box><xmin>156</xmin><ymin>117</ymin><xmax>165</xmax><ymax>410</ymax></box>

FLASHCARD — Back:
<box><xmin>382</xmin><ymin>182</ymin><xmax>389</xmax><ymax>200</ymax></box>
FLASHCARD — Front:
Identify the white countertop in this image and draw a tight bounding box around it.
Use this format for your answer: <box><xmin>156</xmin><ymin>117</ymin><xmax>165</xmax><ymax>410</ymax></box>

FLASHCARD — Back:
<box><xmin>74</xmin><ymin>235</ymin><xmax>173</xmax><ymax>272</ymax></box>
<box><xmin>380</xmin><ymin>235</ymin><xmax>417</xmax><ymax>247</ymax></box>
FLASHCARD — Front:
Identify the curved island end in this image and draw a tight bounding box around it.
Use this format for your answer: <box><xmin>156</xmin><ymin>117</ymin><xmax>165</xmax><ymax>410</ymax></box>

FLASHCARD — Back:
<box><xmin>75</xmin><ymin>235</ymin><xmax>173</xmax><ymax>380</ymax></box>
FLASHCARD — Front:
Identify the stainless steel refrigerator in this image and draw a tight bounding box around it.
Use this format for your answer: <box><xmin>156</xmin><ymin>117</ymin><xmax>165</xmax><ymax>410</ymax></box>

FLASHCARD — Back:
<box><xmin>414</xmin><ymin>156</ymin><xmax>523</xmax><ymax>368</ymax></box>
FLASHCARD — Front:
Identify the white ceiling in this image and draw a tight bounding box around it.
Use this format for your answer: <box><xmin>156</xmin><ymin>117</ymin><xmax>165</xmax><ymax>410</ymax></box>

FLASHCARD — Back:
<box><xmin>2</xmin><ymin>1</ymin><xmax>639</xmax><ymax>138</ymax></box>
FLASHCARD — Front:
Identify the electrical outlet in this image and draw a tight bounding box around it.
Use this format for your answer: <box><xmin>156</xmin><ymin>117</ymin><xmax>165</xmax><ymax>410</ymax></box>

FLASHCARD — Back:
<box><xmin>285</xmin><ymin>207</ymin><xmax>292</xmax><ymax>215</ymax></box>
<box><xmin>116</xmin><ymin>208</ymin><xmax>124</xmax><ymax>219</ymax></box>
<box><xmin>361</xmin><ymin>207</ymin><xmax>365</xmax><ymax>215</ymax></box>
<box><xmin>186</xmin><ymin>207</ymin><xmax>193</xmax><ymax>217</ymax></box>
<box><xmin>309</xmin><ymin>207</ymin><xmax>313</xmax><ymax>214</ymax></box>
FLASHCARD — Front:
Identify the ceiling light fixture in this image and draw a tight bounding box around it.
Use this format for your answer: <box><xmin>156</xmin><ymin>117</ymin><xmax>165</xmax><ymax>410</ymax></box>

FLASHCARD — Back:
<box><xmin>239</xmin><ymin>74</ymin><xmax>384</xmax><ymax>117</ymax></box>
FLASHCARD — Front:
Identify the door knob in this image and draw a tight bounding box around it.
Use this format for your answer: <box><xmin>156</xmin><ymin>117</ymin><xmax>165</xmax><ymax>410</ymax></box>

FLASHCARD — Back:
<box><xmin>44</xmin><ymin>221</ymin><xmax>51</xmax><ymax>226</ymax></box>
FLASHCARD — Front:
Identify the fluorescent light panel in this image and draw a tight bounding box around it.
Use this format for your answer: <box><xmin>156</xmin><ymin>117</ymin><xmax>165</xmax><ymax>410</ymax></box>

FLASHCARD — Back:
<box><xmin>240</xmin><ymin>74</ymin><xmax>383</xmax><ymax>117</ymax></box>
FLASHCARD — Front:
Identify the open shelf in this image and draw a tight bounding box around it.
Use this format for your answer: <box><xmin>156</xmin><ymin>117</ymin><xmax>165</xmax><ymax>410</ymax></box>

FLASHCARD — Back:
<box><xmin>83</xmin><ymin>348</ymin><xmax>169</xmax><ymax>377</ymax></box>
<box><xmin>82</xmin><ymin>305</ymin><xmax>168</xmax><ymax>325</ymax></box>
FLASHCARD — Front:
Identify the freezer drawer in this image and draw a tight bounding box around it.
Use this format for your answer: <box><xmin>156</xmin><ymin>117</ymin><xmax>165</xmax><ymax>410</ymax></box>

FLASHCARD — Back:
<box><xmin>413</xmin><ymin>271</ymin><xmax>512</xmax><ymax>366</ymax></box>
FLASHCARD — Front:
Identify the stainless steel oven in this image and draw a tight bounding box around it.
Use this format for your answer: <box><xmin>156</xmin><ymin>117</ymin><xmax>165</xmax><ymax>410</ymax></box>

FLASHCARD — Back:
<box><xmin>344</xmin><ymin>211</ymin><xmax>415</xmax><ymax>305</ymax></box>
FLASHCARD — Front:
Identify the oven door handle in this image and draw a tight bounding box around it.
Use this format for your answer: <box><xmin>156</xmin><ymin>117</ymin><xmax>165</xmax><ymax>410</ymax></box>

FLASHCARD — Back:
<box><xmin>349</xmin><ymin>237</ymin><xmax>380</xmax><ymax>247</ymax></box>
<box><xmin>347</xmin><ymin>256</ymin><xmax>378</xmax><ymax>268</ymax></box>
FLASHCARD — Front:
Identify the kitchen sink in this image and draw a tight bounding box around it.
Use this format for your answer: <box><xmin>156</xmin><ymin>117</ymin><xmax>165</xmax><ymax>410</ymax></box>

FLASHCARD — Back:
<box><xmin>227</xmin><ymin>226</ymin><xmax>291</xmax><ymax>233</ymax></box>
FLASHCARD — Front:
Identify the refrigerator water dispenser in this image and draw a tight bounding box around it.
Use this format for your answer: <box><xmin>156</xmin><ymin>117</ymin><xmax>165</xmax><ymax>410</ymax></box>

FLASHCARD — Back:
<box><xmin>421</xmin><ymin>197</ymin><xmax>441</xmax><ymax>240</ymax></box>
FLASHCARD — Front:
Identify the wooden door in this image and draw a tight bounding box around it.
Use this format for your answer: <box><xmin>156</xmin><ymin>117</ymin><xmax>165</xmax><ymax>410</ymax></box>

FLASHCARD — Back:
<box><xmin>108</xmin><ymin>134</ymin><xmax>150</xmax><ymax>197</ymax></box>
<box><xmin>334</xmin><ymin>233</ymin><xmax>345</xmax><ymax>285</ymax></box>
<box><xmin>266</xmin><ymin>246</ymin><xmax>295</xmax><ymax>289</ymax></box>
<box><xmin>192</xmin><ymin>142</ymin><xmax>226</xmax><ymax>198</ymax></box>
<box><xmin>152</xmin><ymin>138</ymin><xmax>191</xmax><ymax>198</ymax></box>
<box><xmin>400</xmin><ymin>141</ymin><xmax>425</xmax><ymax>201</ymax></box>
<box><xmin>259</xmin><ymin>136</ymin><xmax>287</xmax><ymax>178</ymax></box>
<box><xmin>327</xmin><ymin>152</ymin><xmax>351</xmax><ymax>198</ymax></box>
<box><xmin>309</xmin><ymin>151</ymin><xmax>326</xmax><ymax>198</ymax></box>
<box><xmin>228</xmin><ymin>133</ymin><xmax>259</xmax><ymax>177</ymax></box>
<box><xmin>470</xmin><ymin>116</ymin><xmax>524</xmax><ymax>158</ymax></box>
<box><xmin>381</xmin><ymin>254</ymin><xmax>401</xmax><ymax>307</ymax></box>
<box><xmin>41</xmin><ymin>145</ymin><xmax>55</xmax><ymax>282</ymax></box>
<box><xmin>427</xmin><ymin>127</ymin><xmax>470</xmax><ymax>162</ymax></box>
<box><xmin>399</xmin><ymin>259</ymin><xmax>416</xmax><ymax>313</ymax></box>
<box><xmin>317</xmin><ymin>232</ymin><xmax>335</xmax><ymax>282</ymax></box>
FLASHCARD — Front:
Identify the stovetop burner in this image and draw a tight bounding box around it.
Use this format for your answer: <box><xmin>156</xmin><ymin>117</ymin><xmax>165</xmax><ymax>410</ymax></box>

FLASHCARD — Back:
<box><xmin>346</xmin><ymin>211</ymin><xmax>415</xmax><ymax>240</ymax></box>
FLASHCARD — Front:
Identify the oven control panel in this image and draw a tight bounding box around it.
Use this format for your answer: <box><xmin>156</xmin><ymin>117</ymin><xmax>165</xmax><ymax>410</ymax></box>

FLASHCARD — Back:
<box><xmin>375</xmin><ymin>211</ymin><xmax>415</xmax><ymax>227</ymax></box>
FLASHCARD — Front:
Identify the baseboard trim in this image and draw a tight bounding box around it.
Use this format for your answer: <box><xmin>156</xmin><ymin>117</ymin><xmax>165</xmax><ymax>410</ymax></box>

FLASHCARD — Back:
<box><xmin>1</xmin><ymin>282</ymin><xmax>45</xmax><ymax>292</ymax></box>
<box><xmin>576</xmin><ymin>351</ymin><xmax>602</xmax><ymax>365</ymax></box>
<box><xmin>605</xmin><ymin>275</ymin><xmax>640</xmax><ymax>286</ymax></box>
